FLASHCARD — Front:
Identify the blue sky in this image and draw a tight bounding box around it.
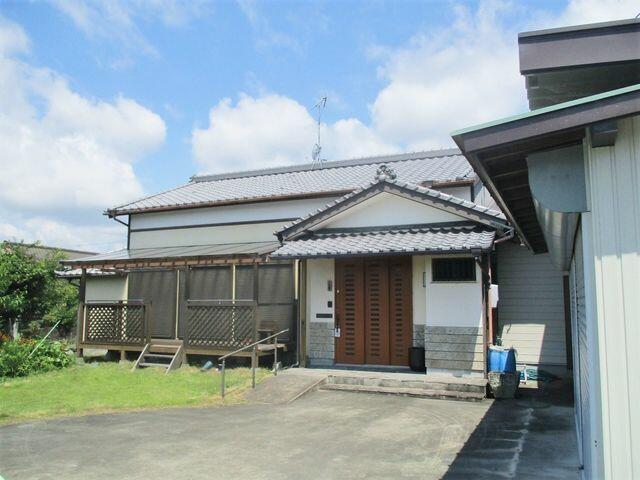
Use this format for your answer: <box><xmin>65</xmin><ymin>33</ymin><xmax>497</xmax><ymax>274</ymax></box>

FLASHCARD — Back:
<box><xmin>0</xmin><ymin>0</ymin><xmax>637</xmax><ymax>251</ymax></box>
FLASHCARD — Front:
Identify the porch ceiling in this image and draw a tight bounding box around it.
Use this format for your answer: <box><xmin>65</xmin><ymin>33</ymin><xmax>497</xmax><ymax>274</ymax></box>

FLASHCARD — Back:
<box><xmin>270</xmin><ymin>224</ymin><xmax>496</xmax><ymax>259</ymax></box>
<box><xmin>61</xmin><ymin>241</ymin><xmax>280</xmax><ymax>269</ymax></box>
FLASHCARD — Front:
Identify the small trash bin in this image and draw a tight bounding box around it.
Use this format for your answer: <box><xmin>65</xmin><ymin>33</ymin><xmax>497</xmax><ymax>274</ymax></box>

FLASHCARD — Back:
<box><xmin>409</xmin><ymin>347</ymin><xmax>426</xmax><ymax>372</ymax></box>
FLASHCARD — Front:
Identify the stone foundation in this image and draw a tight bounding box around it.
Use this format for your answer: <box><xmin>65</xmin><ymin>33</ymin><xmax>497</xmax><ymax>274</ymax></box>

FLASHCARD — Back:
<box><xmin>425</xmin><ymin>326</ymin><xmax>484</xmax><ymax>374</ymax></box>
<box><xmin>413</xmin><ymin>324</ymin><xmax>425</xmax><ymax>348</ymax></box>
<box><xmin>308</xmin><ymin>321</ymin><xmax>334</xmax><ymax>366</ymax></box>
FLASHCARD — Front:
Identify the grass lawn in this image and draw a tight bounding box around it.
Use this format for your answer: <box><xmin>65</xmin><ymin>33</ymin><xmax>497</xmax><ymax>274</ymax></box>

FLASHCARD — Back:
<box><xmin>0</xmin><ymin>362</ymin><xmax>270</xmax><ymax>425</ymax></box>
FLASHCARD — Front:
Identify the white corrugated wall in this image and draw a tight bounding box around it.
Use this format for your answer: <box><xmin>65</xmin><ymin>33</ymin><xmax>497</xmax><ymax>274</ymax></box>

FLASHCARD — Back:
<box><xmin>496</xmin><ymin>241</ymin><xmax>567</xmax><ymax>368</ymax></box>
<box><xmin>582</xmin><ymin>115</ymin><xmax>640</xmax><ymax>479</ymax></box>
<box><xmin>571</xmin><ymin>225</ymin><xmax>591</xmax><ymax>476</ymax></box>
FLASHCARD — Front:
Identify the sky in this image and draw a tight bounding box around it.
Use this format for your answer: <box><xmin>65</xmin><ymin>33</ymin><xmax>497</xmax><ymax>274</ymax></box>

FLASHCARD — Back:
<box><xmin>0</xmin><ymin>0</ymin><xmax>638</xmax><ymax>253</ymax></box>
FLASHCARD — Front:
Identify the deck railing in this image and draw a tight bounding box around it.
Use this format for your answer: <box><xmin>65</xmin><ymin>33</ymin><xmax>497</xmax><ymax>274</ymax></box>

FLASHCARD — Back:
<box><xmin>81</xmin><ymin>300</ymin><xmax>150</xmax><ymax>346</ymax></box>
<box><xmin>184</xmin><ymin>300</ymin><xmax>257</xmax><ymax>350</ymax></box>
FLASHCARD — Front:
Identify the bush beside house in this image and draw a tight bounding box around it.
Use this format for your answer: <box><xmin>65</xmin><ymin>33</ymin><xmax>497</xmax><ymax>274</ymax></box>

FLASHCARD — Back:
<box><xmin>0</xmin><ymin>241</ymin><xmax>78</xmax><ymax>338</ymax></box>
<box><xmin>0</xmin><ymin>338</ymin><xmax>72</xmax><ymax>378</ymax></box>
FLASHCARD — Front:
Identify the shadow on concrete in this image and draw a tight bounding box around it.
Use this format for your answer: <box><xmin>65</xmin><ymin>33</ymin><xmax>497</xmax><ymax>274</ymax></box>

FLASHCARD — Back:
<box><xmin>442</xmin><ymin>380</ymin><xmax>581</xmax><ymax>479</ymax></box>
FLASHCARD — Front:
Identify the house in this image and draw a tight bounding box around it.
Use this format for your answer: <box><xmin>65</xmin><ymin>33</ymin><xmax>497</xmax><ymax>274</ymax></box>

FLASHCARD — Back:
<box><xmin>63</xmin><ymin>148</ymin><xmax>565</xmax><ymax>379</ymax></box>
<box><xmin>452</xmin><ymin>18</ymin><xmax>640</xmax><ymax>480</ymax></box>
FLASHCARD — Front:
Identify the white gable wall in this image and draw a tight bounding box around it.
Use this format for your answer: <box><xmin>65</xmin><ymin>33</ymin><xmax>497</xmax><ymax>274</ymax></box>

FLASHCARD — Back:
<box><xmin>128</xmin><ymin>196</ymin><xmax>340</xmax><ymax>249</ymax></box>
<box><xmin>129</xmin><ymin>222</ymin><xmax>283</xmax><ymax>248</ymax></box>
<box><xmin>313</xmin><ymin>192</ymin><xmax>467</xmax><ymax>230</ymax></box>
<box><xmin>130</xmin><ymin>197</ymin><xmax>339</xmax><ymax>230</ymax></box>
<box><xmin>85</xmin><ymin>276</ymin><xmax>128</xmax><ymax>302</ymax></box>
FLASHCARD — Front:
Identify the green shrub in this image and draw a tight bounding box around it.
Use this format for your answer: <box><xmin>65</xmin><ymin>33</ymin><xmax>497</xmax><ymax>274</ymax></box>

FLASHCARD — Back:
<box><xmin>0</xmin><ymin>339</ymin><xmax>72</xmax><ymax>378</ymax></box>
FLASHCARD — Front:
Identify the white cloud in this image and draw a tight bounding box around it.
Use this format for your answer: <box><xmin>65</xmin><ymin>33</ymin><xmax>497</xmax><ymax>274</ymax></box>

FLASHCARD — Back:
<box><xmin>370</xmin><ymin>1</ymin><xmax>527</xmax><ymax>149</ymax></box>
<box><xmin>195</xmin><ymin>0</ymin><xmax>640</xmax><ymax>170</ymax></box>
<box><xmin>0</xmin><ymin>215</ymin><xmax>126</xmax><ymax>252</ymax></box>
<box><xmin>556</xmin><ymin>0</ymin><xmax>639</xmax><ymax>25</ymax></box>
<box><xmin>48</xmin><ymin>0</ymin><xmax>213</xmax><ymax>65</ymax></box>
<box><xmin>192</xmin><ymin>93</ymin><xmax>397</xmax><ymax>173</ymax></box>
<box><xmin>0</xmin><ymin>18</ymin><xmax>165</xmax><ymax>251</ymax></box>
<box><xmin>236</xmin><ymin>0</ymin><xmax>303</xmax><ymax>54</ymax></box>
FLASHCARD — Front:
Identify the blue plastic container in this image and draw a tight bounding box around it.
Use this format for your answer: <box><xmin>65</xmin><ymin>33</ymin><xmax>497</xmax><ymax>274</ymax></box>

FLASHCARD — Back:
<box><xmin>488</xmin><ymin>346</ymin><xmax>516</xmax><ymax>373</ymax></box>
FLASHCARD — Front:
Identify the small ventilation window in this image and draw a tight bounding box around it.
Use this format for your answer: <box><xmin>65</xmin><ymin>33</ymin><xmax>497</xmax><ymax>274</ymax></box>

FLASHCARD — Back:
<box><xmin>432</xmin><ymin>258</ymin><xmax>476</xmax><ymax>282</ymax></box>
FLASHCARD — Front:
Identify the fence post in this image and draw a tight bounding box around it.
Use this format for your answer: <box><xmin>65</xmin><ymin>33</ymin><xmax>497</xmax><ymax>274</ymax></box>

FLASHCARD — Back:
<box><xmin>75</xmin><ymin>268</ymin><xmax>87</xmax><ymax>358</ymax></box>
<box><xmin>145</xmin><ymin>302</ymin><xmax>152</xmax><ymax>344</ymax></box>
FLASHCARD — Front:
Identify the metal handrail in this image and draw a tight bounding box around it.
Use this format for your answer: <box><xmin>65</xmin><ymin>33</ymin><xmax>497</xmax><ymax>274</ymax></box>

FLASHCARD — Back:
<box><xmin>219</xmin><ymin>328</ymin><xmax>289</xmax><ymax>398</ymax></box>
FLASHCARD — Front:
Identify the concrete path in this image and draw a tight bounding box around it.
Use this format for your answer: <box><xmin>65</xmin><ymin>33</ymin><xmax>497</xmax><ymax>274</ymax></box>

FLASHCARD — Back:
<box><xmin>0</xmin><ymin>390</ymin><xmax>579</xmax><ymax>480</ymax></box>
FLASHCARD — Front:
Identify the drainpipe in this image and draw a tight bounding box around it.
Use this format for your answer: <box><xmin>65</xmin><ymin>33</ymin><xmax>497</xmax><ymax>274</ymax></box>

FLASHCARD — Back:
<box><xmin>493</xmin><ymin>227</ymin><xmax>515</xmax><ymax>245</ymax></box>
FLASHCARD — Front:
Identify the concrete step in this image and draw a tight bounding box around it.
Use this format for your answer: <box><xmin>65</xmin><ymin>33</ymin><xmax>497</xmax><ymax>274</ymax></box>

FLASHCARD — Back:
<box><xmin>320</xmin><ymin>383</ymin><xmax>485</xmax><ymax>402</ymax></box>
<box><xmin>325</xmin><ymin>374</ymin><xmax>487</xmax><ymax>395</ymax></box>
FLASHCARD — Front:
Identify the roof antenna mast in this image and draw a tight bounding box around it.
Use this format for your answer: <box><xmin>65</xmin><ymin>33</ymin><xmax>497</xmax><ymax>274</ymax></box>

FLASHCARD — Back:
<box><xmin>312</xmin><ymin>96</ymin><xmax>327</xmax><ymax>167</ymax></box>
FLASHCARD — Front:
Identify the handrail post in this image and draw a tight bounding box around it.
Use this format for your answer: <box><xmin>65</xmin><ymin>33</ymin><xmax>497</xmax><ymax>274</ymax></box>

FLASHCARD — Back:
<box><xmin>273</xmin><ymin>335</ymin><xmax>278</xmax><ymax>376</ymax></box>
<box><xmin>220</xmin><ymin>359</ymin><xmax>226</xmax><ymax>399</ymax></box>
<box><xmin>252</xmin><ymin>345</ymin><xmax>257</xmax><ymax>389</ymax></box>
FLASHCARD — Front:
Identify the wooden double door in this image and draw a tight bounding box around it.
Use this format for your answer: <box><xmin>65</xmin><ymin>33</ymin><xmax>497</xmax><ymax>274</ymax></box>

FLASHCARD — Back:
<box><xmin>335</xmin><ymin>257</ymin><xmax>413</xmax><ymax>366</ymax></box>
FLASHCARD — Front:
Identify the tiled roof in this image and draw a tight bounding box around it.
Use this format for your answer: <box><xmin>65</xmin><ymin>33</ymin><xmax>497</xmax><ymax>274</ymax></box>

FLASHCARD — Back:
<box><xmin>63</xmin><ymin>242</ymin><xmax>280</xmax><ymax>266</ymax></box>
<box><xmin>107</xmin><ymin>149</ymin><xmax>475</xmax><ymax>216</ymax></box>
<box><xmin>277</xmin><ymin>177</ymin><xmax>506</xmax><ymax>239</ymax></box>
<box><xmin>270</xmin><ymin>225</ymin><xmax>496</xmax><ymax>259</ymax></box>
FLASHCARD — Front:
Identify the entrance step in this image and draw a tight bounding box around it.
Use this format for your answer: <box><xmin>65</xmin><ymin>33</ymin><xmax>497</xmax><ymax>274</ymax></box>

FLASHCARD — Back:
<box><xmin>132</xmin><ymin>340</ymin><xmax>184</xmax><ymax>374</ymax></box>
<box><xmin>325</xmin><ymin>374</ymin><xmax>487</xmax><ymax>395</ymax></box>
<box><xmin>320</xmin><ymin>383</ymin><xmax>485</xmax><ymax>402</ymax></box>
<box><xmin>312</xmin><ymin>371</ymin><xmax>487</xmax><ymax>401</ymax></box>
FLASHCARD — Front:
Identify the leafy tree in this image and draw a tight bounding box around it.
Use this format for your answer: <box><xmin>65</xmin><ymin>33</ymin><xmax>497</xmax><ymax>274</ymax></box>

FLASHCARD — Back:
<box><xmin>0</xmin><ymin>242</ymin><xmax>77</xmax><ymax>337</ymax></box>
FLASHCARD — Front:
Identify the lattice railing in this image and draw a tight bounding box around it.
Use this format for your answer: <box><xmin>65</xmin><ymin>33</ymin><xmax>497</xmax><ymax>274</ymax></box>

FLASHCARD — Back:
<box><xmin>83</xmin><ymin>301</ymin><xmax>148</xmax><ymax>346</ymax></box>
<box><xmin>185</xmin><ymin>300</ymin><xmax>256</xmax><ymax>349</ymax></box>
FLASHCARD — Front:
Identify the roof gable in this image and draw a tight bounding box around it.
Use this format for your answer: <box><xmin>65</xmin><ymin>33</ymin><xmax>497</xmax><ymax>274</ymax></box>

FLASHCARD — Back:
<box><xmin>312</xmin><ymin>191</ymin><xmax>467</xmax><ymax>230</ymax></box>
<box><xmin>277</xmin><ymin>178</ymin><xmax>507</xmax><ymax>240</ymax></box>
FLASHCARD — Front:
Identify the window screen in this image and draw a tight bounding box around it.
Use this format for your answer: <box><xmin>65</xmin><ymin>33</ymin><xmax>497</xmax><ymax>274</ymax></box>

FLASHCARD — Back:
<box><xmin>432</xmin><ymin>258</ymin><xmax>476</xmax><ymax>282</ymax></box>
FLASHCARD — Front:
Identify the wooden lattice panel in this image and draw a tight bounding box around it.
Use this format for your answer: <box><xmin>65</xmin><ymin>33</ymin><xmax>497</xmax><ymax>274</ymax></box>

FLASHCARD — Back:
<box><xmin>187</xmin><ymin>304</ymin><xmax>255</xmax><ymax>348</ymax></box>
<box><xmin>84</xmin><ymin>303</ymin><xmax>145</xmax><ymax>345</ymax></box>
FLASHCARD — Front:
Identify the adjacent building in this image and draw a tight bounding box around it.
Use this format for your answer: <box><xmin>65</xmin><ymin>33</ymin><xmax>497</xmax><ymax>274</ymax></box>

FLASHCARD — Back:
<box><xmin>453</xmin><ymin>18</ymin><xmax>640</xmax><ymax>480</ymax></box>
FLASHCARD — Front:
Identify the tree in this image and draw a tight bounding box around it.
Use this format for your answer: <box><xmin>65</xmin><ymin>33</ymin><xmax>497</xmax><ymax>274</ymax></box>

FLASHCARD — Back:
<box><xmin>0</xmin><ymin>242</ymin><xmax>77</xmax><ymax>337</ymax></box>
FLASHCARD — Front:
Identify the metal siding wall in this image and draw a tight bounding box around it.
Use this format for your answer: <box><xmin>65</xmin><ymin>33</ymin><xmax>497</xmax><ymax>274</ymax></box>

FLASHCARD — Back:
<box><xmin>585</xmin><ymin>116</ymin><xmax>640</xmax><ymax>479</ymax></box>
<box><xmin>572</xmin><ymin>226</ymin><xmax>591</xmax><ymax>476</ymax></box>
<box><xmin>496</xmin><ymin>241</ymin><xmax>567</xmax><ymax>366</ymax></box>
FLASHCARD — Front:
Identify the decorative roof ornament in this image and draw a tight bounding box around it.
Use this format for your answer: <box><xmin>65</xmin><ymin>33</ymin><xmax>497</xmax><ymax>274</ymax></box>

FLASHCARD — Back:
<box><xmin>375</xmin><ymin>164</ymin><xmax>397</xmax><ymax>180</ymax></box>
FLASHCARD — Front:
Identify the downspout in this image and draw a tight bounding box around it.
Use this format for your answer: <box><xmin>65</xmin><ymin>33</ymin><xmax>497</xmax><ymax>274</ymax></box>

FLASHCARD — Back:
<box><xmin>493</xmin><ymin>227</ymin><xmax>515</xmax><ymax>246</ymax></box>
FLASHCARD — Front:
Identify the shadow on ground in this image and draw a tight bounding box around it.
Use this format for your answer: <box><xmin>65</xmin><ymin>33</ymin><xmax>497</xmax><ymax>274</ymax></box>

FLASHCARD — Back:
<box><xmin>443</xmin><ymin>379</ymin><xmax>580</xmax><ymax>479</ymax></box>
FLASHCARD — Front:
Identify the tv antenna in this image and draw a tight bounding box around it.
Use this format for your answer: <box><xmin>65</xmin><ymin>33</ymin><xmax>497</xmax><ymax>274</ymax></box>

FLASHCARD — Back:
<box><xmin>312</xmin><ymin>96</ymin><xmax>327</xmax><ymax>167</ymax></box>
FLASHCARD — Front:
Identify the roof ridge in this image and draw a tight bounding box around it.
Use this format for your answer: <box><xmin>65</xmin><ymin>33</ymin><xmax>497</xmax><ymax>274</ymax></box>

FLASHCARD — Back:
<box><xmin>190</xmin><ymin>148</ymin><xmax>461</xmax><ymax>183</ymax></box>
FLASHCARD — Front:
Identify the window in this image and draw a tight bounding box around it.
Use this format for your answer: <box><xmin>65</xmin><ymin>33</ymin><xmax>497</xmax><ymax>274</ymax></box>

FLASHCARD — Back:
<box><xmin>432</xmin><ymin>258</ymin><xmax>476</xmax><ymax>282</ymax></box>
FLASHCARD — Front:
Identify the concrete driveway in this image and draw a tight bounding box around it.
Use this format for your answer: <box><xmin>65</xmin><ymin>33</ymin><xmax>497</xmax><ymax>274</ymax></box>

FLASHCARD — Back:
<box><xmin>0</xmin><ymin>389</ymin><xmax>579</xmax><ymax>480</ymax></box>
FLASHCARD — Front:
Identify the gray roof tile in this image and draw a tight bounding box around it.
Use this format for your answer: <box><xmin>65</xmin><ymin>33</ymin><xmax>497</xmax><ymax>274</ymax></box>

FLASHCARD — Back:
<box><xmin>270</xmin><ymin>225</ymin><xmax>496</xmax><ymax>259</ymax></box>
<box><xmin>63</xmin><ymin>242</ymin><xmax>280</xmax><ymax>265</ymax></box>
<box><xmin>108</xmin><ymin>149</ymin><xmax>474</xmax><ymax>216</ymax></box>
